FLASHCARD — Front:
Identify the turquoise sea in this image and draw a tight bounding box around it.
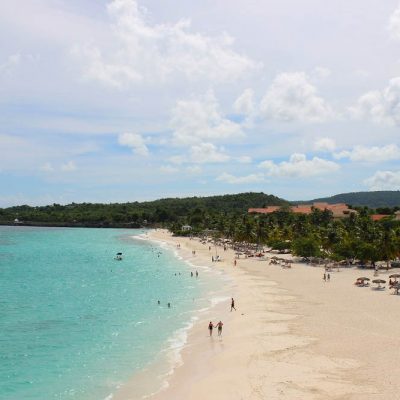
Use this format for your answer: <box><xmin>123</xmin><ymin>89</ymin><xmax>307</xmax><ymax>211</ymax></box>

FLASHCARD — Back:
<box><xmin>0</xmin><ymin>227</ymin><xmax>212</xmax><ymax>400</ymax></box>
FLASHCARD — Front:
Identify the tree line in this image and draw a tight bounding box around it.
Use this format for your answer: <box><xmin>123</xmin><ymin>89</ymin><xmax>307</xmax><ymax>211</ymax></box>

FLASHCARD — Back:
<box><xmin>0</xmin><ymin>192</ymin><xmax>286</xmax><ymax>227</ymax></box>
<box><xmin>171</xmin><ymin>207</ymin><xmax>400</xmax><ymax>265</ymax></box>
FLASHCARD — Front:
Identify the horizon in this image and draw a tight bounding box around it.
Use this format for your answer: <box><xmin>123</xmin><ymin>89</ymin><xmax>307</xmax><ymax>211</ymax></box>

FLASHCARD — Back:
<box><xmin>1</xmin><ymin>1</ymin><xmax>400</xmax><ymax>207</ymax></box>
<box><xmin>2</xmin><ymin>190</ymin><xmax>400</xmax><ymax>209</ymax></box>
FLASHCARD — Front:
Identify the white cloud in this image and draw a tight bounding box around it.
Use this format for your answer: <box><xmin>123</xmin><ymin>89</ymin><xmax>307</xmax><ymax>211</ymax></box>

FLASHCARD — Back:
<box><xmin>186</xmin><ymin>165</ymin><xmax>202</xmax><ymax>174</ymax></box>
<box><xmin>73</xmin><ymin>0</ymin><xmax>259</xmax><ymax>88</ymax></box>
<box><xmin>170</xmin><ymin>91</ymin><xmax>244</xmax><ymax>145</ymax></box>
<box><xmin>364</xmin><ymin>170</ymin><xmax>400</xmax><ymax>190</ymax></box>
<box><xmin>0</xmin><ymin>53</ymin><xmax>21</xmax><ymax>75</ymax></box>
<box><xmin>259</xmin><ymin>153</ymin><xmax>339</xmax><ymax>178</ymax></box>
<box><xmin>118</xmin><ymin>132</ymin><xmax>148</xmax><ymax>156</ymax></box>
<box><xmin>389</xmin><ymin>4</ymin><xmax>400</xmax><ymax>40</ymax></box>
<box><xmin>334</xmin><ymin>144</ymin><xmax>400</xmax><ymax>162</ymax></box>
<box><xmin>314</xmin><ymin>137</ymin><xmax>336</xmax><ymax>152</ymax></box>
<box><xmin>61</xmin><ymin>161</ymin><xmax>77</xmax><ymax>172</ymax></box>
<box><xmin>160</xmin><ymin>165</ymin><xmax>179</xmax><ymax>173</ymax></box>
<box><xmin>233</xmin><ymin>88</ymin><xmax>256</xmax><ymax>115</ymax></box>
<box><xmin>190</xmin><ymin>143</ymin><xmax>230</xmax><ymax>164</ymax></box>
<box><xmin>40</xmin><ymin>162</ymin><xmax>55</xmax><ymax>172</ymax></box>
<box><xmin>236</xmin><ymin>155</ymin><xmax>252</xmax><ymax>163</ymax></box>
<box><xmin>354</xmin><ymin>69</ymin><xmax>370</xmax><ymax>79</ymax></box>
<box><xmin>312</xmin><ymin>66</ymin><xmax>331</xmax><ymax>80</ymax></box>
<box><xmin>168</xmin><ymin>155</ymin><xmax>186</xmax><ymax>165</ymax></box>
<box><xmin>260</xmin><ymin>72</ymin><xmax>333</xmax><ymax>123</ymax></box>
<box><xmin>350</xmin><ymin>77</ymin><xmax>400</xmax><ymax>125</ymax></box>
<box><xmin>216</xmin><ymin>172</ymin><xmax>265</xmax><ymax>184</ymax></box>
<box><xmin>168</xmin><ymin>142</ymin><xmax>230</xmax><ymax>164</ymax></box>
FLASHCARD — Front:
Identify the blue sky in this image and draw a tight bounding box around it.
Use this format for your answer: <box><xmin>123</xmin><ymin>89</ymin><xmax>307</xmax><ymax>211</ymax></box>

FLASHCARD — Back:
<box><xmin>1</xmin><ymin>0</ymin><xmax>400</xmax><ymax>206</ymax></box>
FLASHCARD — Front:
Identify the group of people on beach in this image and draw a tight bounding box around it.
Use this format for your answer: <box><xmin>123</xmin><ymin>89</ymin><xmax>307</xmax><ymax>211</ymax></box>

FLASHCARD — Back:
<box><xmin>323</xmin><ymin>272</ymin><xmax>331</xmax><ymax>282</ymax></box>
<box><xmin>207</xmin><ymin>298</ymin><xmax>236</xmax><ymax>337</ymax></box>
<box><xmin>190</xmin><ymin>270</ymin><xmax>199</xmax><ymax>278</ymax></box>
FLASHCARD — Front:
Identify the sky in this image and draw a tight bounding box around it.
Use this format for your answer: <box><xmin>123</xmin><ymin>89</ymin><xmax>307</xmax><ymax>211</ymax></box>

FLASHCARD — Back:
<box><xmin>1</xmin><ymin>0</ymin><xmax>400</xmax><ymax>206</ymax></box>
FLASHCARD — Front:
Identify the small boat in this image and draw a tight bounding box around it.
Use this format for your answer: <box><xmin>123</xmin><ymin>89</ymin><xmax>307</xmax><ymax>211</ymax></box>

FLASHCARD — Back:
<box><xmin>114</xmin><ymin>252</ymin><xmax>123</xmax><ymax>261</ymax></box>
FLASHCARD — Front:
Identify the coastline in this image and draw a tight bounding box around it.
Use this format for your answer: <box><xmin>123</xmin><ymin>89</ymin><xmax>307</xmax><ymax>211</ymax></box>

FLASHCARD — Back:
<box><xmin>114</xmin><ymin>229</ymin><xmax>400</xmax><ymax>400</ymax></box>
<box><xmin>112</xmin><ymin>230</ymin><xmax>234</xmax><ymax>400</ymax></box>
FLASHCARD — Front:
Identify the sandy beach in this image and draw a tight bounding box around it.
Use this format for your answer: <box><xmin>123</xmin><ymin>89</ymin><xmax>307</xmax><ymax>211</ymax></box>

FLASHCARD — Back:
<box><xmin>116</xmin><ymin>229</ymin><xmax>400</xmax><ymax>400</ymax></box>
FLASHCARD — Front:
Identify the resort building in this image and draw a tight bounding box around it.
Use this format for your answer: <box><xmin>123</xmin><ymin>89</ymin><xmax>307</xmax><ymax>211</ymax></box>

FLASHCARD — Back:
<box><xmin>370</xmin><ymin>214</ymin><xmax>389</xmax><ymax>222</ymax></box>
<box><xmin>248</xmin><ymin>202</ymin><xmax>356</xmax><ymax>218</ymax></box>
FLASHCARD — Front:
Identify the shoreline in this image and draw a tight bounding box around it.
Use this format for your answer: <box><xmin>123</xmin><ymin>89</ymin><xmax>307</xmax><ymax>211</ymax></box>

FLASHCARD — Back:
<box><xmin>116</xmin><ymin>229</ymin><xmax>400</xmax><ymax>400</ymax></box>
<box><xmin>112</xmin><ymin>230</ymin><xmax>234</xmax><ymax>400</ymax></box>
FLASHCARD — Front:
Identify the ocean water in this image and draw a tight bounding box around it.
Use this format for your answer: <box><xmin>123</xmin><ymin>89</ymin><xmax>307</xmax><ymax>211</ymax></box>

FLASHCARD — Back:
<box><xmin>0</xmin><ymin>227</ymin><xmax>211</xmax><ymax>400</ymax></box>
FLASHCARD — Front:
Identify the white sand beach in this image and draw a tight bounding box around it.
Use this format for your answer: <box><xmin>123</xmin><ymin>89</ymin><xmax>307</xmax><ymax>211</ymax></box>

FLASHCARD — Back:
<box><xmin>116</xmin><ymin>229</ymin><xmax>400</xmax><ymax>400</ymax></box>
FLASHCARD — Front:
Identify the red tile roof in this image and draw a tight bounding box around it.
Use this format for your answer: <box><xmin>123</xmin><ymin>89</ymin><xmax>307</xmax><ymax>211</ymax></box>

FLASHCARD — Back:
<box><xmin>371</xmin><ymin>214</ymin><xmax>388</xmax><ymax>221</ymax></box>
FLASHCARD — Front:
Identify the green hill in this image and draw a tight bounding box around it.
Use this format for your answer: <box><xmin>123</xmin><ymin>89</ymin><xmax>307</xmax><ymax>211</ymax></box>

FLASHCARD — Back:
<box><xmin>298</xmin><ymin>191</ymin><xmax>400</xmax><ymax>208</ymax></box>
<box><xmin>0</xmin><ymin>192</ymin><xmax>288</xmax><ymax>227</ymax></box>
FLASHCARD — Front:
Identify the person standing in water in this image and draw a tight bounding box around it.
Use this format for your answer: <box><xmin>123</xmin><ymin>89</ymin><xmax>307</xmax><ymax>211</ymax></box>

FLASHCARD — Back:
<box><xmin>216</xmin><ymin>321</ymin><xmax>223</xmax><ymax>336</ymax></box>
<box><xmin>196</xmin><ymin>270</ymin><xmax>198</xmax><ymax>278</ymax></box>
<box><xmin>208</xmin><ymin>321</ymin><xmax>214</xmax><ymax>336</ymax></box>
<box><xmin>230</xmin><ymin>298</ymin><xmax>236</xmax><ymax>311</ymax></box>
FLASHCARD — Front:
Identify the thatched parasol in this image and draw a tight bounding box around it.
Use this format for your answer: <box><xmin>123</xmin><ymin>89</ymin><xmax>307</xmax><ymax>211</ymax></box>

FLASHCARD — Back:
<box><xmin>372</xmin><ymin>279</ymin><xmax>386</xmax><ymax>289</ymax></box>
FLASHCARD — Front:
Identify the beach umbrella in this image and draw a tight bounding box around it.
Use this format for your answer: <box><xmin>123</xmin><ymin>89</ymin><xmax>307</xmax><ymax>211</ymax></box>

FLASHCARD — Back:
<box><xmin>372</xmin><ymin>279</ymin><xmax>386</xmax><ymax>284</ymax></box>
<box><xmin>372</xmin><ymin>279</ymin><xmax>386</xmax><ymax>289</ymax></box>
<box><xmin>355</xmin><ymin>277</ymin><xmax>370</xmax><ymax>286</ymax></box>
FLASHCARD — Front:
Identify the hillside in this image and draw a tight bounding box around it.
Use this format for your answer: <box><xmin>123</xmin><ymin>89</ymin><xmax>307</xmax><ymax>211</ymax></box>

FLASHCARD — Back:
<box><xmin>298</xmin><ymin>191</ymin><xmax>400</xmax><ymax>208</ymax></box>
<box><xmin>0</xmin><ymin>192</ymin><xmax>288</xmax><ymax>227</ymax></box>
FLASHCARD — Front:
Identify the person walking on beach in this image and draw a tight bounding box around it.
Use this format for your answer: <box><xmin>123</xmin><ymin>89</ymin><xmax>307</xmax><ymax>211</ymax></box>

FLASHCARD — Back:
<box><xmin>327</xmin><ymin>273</ymin><xmax>330</xmax><ymax>282</ymax></box>
<box><xmin>323</xmin><ymin>273</ymin><xmax>326</xmax><ymax>282</ymax></box>
<box><xmin>234</xmin><ymin>259</ymin><xmax>237</xmax><ymax>267</ymax></box>
<box><xmin>216</xmin><ymin>321</ymin><xmax>223</xmax><ymax>336</ymax></box>
<box><xmin>230</xmin><ymin>298</ymin><xmax>236</xmax><ymax>312</ymax></box>
<box><xmin>208</xmin><ymin>321</ymin><xmax>214</xmax><ymax>336</ymax></box>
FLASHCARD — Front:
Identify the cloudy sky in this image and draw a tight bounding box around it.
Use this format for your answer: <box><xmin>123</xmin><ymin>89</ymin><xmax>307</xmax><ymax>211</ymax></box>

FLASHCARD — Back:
<box><xmin>1</xmin><ymin>0</ymin><xmax>400</xmax><ymax>206</ymax></box>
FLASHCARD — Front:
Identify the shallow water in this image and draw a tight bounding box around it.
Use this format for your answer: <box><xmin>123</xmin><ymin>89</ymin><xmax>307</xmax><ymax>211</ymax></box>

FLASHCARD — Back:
<box><xmin>0</xmin><ymin>227</ymin><xmax>205</xmax><ymax>400</ymax></box>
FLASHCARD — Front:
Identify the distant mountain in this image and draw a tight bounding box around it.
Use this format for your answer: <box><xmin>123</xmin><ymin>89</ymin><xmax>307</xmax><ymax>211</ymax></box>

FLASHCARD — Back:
<box><xmin>297</xmin><ymin>191</ymin><xmax>400</xmax><ymax>208</ymax></box>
